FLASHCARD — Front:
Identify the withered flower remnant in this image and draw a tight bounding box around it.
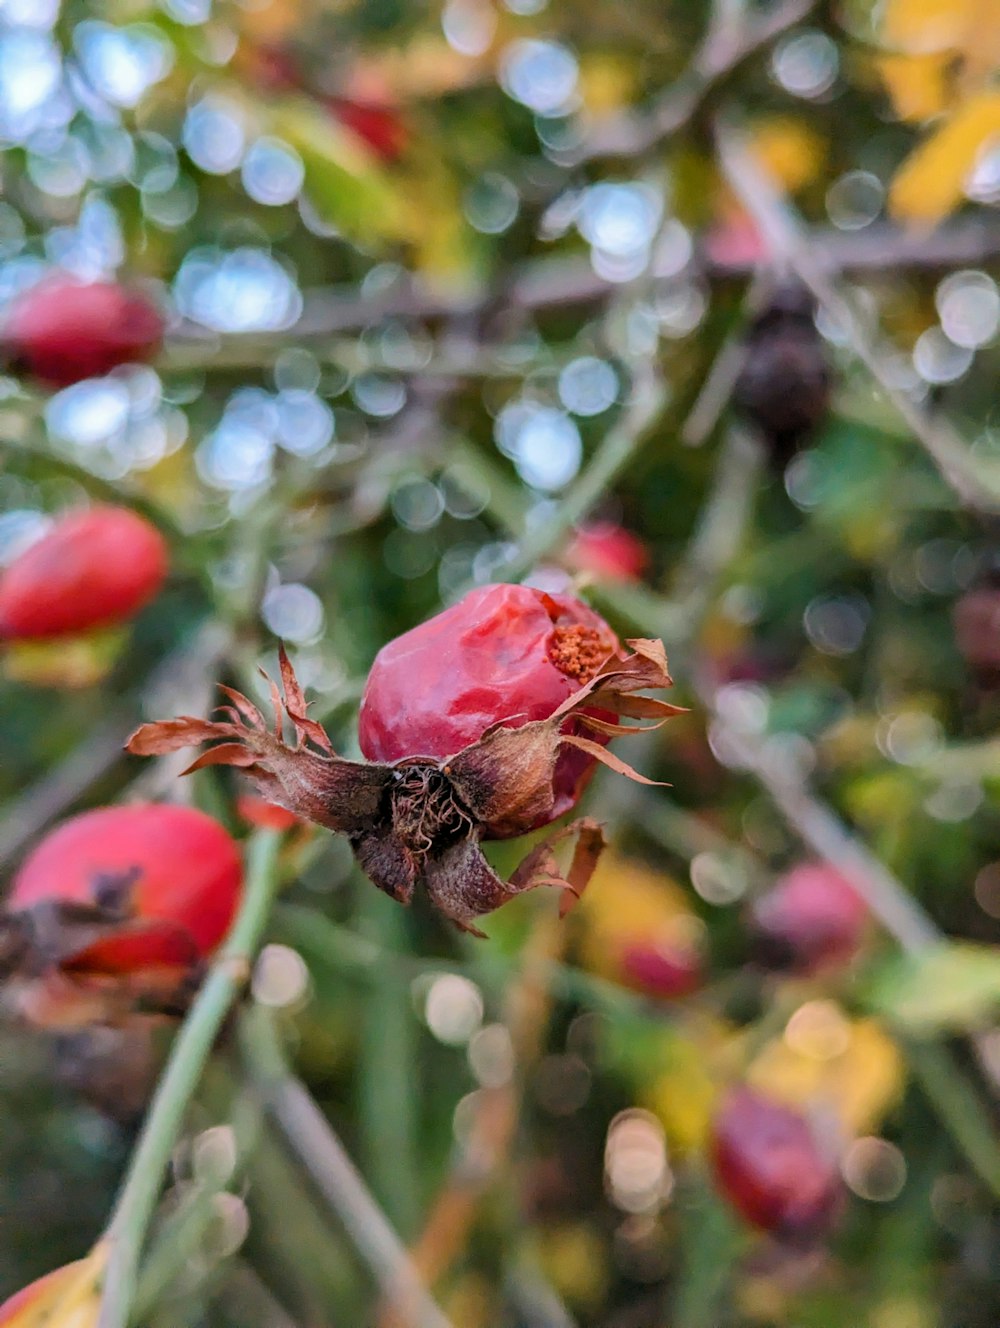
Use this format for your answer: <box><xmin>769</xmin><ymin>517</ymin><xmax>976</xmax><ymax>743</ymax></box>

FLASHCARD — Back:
<box><xmin>127</xmin><ymin>617</ymin><xmax>680</xmax><ymax>932</ymax></box>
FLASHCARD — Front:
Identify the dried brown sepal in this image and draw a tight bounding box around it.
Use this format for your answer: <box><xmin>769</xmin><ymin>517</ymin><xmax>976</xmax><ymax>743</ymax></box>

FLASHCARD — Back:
<box><xmin>0</xmin><ymin>900</ymin><xmax>203</xmax><ymax>1030</ymax></box>
<box><xmin>125</xmin><ymin>638</ymin><xmax>678</xmax><ymax>930</ymax></box>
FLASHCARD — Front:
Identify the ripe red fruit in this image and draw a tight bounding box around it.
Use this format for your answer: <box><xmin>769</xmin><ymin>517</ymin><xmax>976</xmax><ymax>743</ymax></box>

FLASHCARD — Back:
<box><xmin>358</xmin><ymin>583</ymin><xmax>620</xmax><ymax>833</ymax></box>
<box><xmin>565</xmin><ymin>522</ymin><xmax>648</xmax><ymax>583</ymax></box>
<box><xmin>710</xmin><ymin>1086</ymin><xmax>842</xmax><ymax>1239</ymax></box>
<box><xmin>2</xmin><ymin>276</ymin><xmax>164</xmax><ymax>388</ymax></box>
<box><xmin>9</xmin><ymin>804</ymin><xmax>242</xmax><ymax>973</ymax></box>
<box><xmin>953</xmin><ymin>579</ymin><xmax>1000</xmax><ymax>688</ymax></box>
<box><xmin>0</xmin><ymin>804</ymin><xmax>241</xmax><ymax>1028</ymax></box>
<box><xmin>749</xmin><ymin>862</ymin><xmax>867</xmax><ymax>976</ymax></box>
<box><xmin>0</xmin><ymin>506</ymin><xmax>168</xmax><ymax>641</ymax></box>
<box><xmin>618</xmin><ymin>940</ymin><xmax>702</xmax><ymax>999</ymax></box>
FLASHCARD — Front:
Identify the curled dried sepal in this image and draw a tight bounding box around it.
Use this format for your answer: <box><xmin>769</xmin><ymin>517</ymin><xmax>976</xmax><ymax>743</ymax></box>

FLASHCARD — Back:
<box><xmin>126</xmin><ymin>639</ymin><xmax>679</xmax><ymax>929</ymax></box>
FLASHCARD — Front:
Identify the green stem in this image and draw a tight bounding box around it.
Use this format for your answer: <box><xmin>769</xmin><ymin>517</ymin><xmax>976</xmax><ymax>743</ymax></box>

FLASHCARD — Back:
<box><xmin>97</xmin><ymin>831</ymin><xmax>283</xmax><ymax>1328</ymax></box>
<box><xmin>906</xmin><ymin>1038</ymin><xmax>1000</xmax><ymax>1202</ymax></box>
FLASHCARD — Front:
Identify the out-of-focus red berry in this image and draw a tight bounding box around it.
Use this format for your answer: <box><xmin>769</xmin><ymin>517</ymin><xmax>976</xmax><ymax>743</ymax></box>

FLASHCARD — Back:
<box><xmin>236</xmin><ymin>792</ymin><xmax>301</xmax><ymax>832</ymax></box>
<box><xmin>749</xmin><ymin>862</ymin><xmax>867</xmax><ymax>976</ymax></box>
<box><xmin>953</xmin><ymin>581</ymin><xmax>1000</xmax><ymax>687</ymax></box>
<box><xmin>710</xmin><ymin>1086</ymin><xmax>842</xmax><ymax>1238</ymax></box>
<box><xmin>0</xmin><ymin>506</ymin><xmax>168</xmax><ymax>641</ymax></box>
<box><xmin>11</xmin><ymin>803</ymin><xmax>242</xmax><ymax>967</ymax></box>
<box><xmin>326</xmin><ymin>96</ymin><xmax>410</xmax><ymax>162</ymax></box>
<box><xmin>2</xmin><ymin>277</ymin><xmax>164</xmax><ymax>388</ymax></box>
<box><xmin>358</xmin><ymin>583</ymin><xmax>619</xmax><ymax>834</ymax></box>
<box><xmin>565</xmin><ymin>522</ymin><xmax>648</xmax><ymax>583</ymax></box>
<box><xmin>619</xmin><ymin>940</ymin><xmax>702</xmax><ymax>999</ymax></box>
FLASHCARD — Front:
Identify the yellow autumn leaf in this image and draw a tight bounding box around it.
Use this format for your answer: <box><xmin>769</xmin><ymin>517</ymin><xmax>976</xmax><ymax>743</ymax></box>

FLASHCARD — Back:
<box><xmin>577</xmin><ymin>54</ymin><xmax>637</xmax><ymax>115</ymax></box>
<box><xmin>748</xmin><ymin>117</ymin><xmax>826</xmax><ymax>194</ymax></box>
<box><xmin>746</xmin><ymin>1006</ymin><xmax>905</xmax><ymax>1136</ymax></box>
<box><xmin>882</xmin><ymin>0</ymin><xmax>974</xmax><ymax>54</ymax></box>
<box><xmin>876</xmin><ymin>52</ymin><xmax>952</xmax><ymax>121</ymax></box>
<box><xmin>2</xmin><ymin>627</ymin><xmax>126</xmax><ymax>690</ymax></box>
<box><xmin>644</xmin><ymin>1030</ymin><xmax>724</xmax><ymax>1153</ymax></box>
<box><xmin>889</xmin><ymin>91</ymin><xmax>1000</xmax><ymax>223</ymax></box>
<box><xmin>576</xmin><ymin>852</ymin><xmax>697</xmax><ymax>980</ymax></box>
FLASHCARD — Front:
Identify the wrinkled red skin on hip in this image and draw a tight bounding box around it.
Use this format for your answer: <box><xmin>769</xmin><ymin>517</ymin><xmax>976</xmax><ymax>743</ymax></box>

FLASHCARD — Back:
<box><xmin>10</xmin><ymin>804</ymin><xmax>242</xmax><ymax>969</ymax></box>
<box><xmin>710</xmin><ymin>1086</ymin><xmax>842</xmax><ymax>1240</ymax></box>
<box><xmin>0</xmin><ymin>506</ymin><xmax>168</xmax><ymax>640</ymax></box>
<box><xmin>358</xmin><ymin>583</ymin><xmax>619</xmax><ymax>836</ymax></box>
<box><xmin>3</xmin><ymin>277</ymin><xmax>164</xmax><ymax>388</ymax></box>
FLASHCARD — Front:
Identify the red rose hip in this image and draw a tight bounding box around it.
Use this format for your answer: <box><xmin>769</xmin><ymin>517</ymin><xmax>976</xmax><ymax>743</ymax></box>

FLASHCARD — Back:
<box><xmin>619</xmin><ymin>939</ymin><xmax>702</xmax><ymax>999</ymax></box>
<box><xmin>710</xmin><ymin>1086</ymin><xmax>842</xmax><ymax>1239</ymax></box>
<box><xmin>1</xmin><ymin>804</ymin><xmax>242</xmax><ymax>1027</ymax></box>
<box><xmin>2</xmin><ymin>276</ymin><xmax>164</xmax><ymax>388</ymax></box>
<box><xmin>358</xmin><ymin>583</ymin><xmax>619</xmax><ymax>833</ymax></box>
<box><xmin>749</xmin><ymin>862</ymin><xmax>867</xmax><ymax>976</ymax></box>
<box><xmin>10</xmin><ymin>803</ymin><xmax>242</xmax><ymax>965</ymax></box>
<box><xmin>565</xmin><ymin>522</ymin><xmax>648</xmax><ymax>583</ymax></box>
<box><xmin>0</xmin><ymin>505</ymin><xmax>168</xmax><ymax>640</ymax></box>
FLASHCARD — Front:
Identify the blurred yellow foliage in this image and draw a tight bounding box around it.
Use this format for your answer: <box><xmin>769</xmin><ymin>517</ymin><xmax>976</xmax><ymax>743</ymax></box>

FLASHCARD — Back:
<box><xmin>644</xmin><ymin>1029</ymin><xmax>724</xmax><ymax>1153</ymax></box>
<box><xmin>576</xmin><ymin>852</ymin><xmax>698</xmax><ymax>981</ymax></box>
<box><xmin>746</xmin><ymin>1009</ymin><xmax>905</xmax><ymax>1136</ymax></box>
<box><xmin>889</xmin><ymin>92</ymin><xmax>1000</xmax><ymax>223</ymax></box>
<box><xmin>880</xmin><ymin>0</ymin><xmax>1000</xmax><ymax>222</ymax></box>
<box><xmin>577</xmin><ymin>55</ymin><xmax>637</xmax><ymax>115</ymax></box>
<box><xmin>2</xmin><ymin>628</ymin><xmax>125</xmax><ymax>690</ymax></box>
<box><xmin>533</xmin><ymin>1223</ymin><xmax>610</xmax><ymax>1310</ymax></box>
<box><xmin>875</xmin><ymin>52</ymin><xmax>951</xmax><ymax>122</ymax></box>
<box><xmin>748</xmin><ymin>118</ymin><xmax>826</xmax><ymax>195</ymax></box>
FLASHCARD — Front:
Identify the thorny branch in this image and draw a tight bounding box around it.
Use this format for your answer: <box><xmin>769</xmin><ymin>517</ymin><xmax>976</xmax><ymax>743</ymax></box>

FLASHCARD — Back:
<box><xmin>241</xmin><ymin>1005</ymin><xmax>455</xmax><ymax>1328</ymax></box>
<box><xmin>564</xmin><ymin>0</ymin><xmax>817</xmax><ymax>165</ymax></box>
<box><xmin>714</xmin><ymin>120</ymin><xmax>1000</xmax><ymax>514</ymax></box>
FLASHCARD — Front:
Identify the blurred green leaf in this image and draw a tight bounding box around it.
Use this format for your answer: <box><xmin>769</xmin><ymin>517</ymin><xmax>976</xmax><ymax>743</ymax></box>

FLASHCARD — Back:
<box><xmin>865</xmin><ymin>943</ymin><xmax>1000</xmax><ymax>1034</ymax></box>
<box><xmin>268</xmin><ymin>97</ymin><xmax>414</xmax><ymax>244</ymax></box>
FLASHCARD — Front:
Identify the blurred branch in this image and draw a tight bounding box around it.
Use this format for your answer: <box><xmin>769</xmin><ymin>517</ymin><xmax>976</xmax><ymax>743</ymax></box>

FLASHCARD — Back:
<box><xmin>377</xmin><ymin>914</ymin><xmax>565</xmax><ymax>1328</ymax></box>
<box><xmin>0</xmin><ymin>622</ymin><xmax>231</xmax><ymax>871</ymax></box>
<box><xmin>164</xmin><ymin>223</ymin><xmax>1000</xmax><ymax>359</ymax></box>
<box><xmin>240</xmin><ymin>1004</ymin><xmax>454</xmax><ymax>1328</ymax></box>
<box><xmin>715</xmin><ymin>120</ymin><xmax>1000</xmax><ymax>514</ymax></box>
<box><xmin>98</xmin><ymin>831</ymin><xmax>283</xmax><ymax>1328</ymax></box>
<box><xmin>696</xmin><ymin>691</ymin><xmax>941</xmax><ymax>952</ymax></box>
<box><xmin>565</xmin><ymin>0</ymin><xmax>816</xmax><ymax>165</ymax></box>
<box><xmin>0</xmin><ymin>714</ymin><xmax>129</xmax><ymax>873</ymax></box>
<box><xmin>495</xmin><ymin>365</ymin><xmax>668</xmax><ymax>583</ymax></box>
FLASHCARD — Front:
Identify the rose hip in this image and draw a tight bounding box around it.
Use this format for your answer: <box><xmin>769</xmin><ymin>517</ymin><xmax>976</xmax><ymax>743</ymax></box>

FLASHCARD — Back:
<box><xmin>749</xmin><ymin>862</ymin><xmax>867</xmax><ymax>976</ymax></box>
<box><xmin>0</xmin><ymin>506</ymin><xmax>168</xmax><ymax>640</ymax></box>
<box><xmin>2</xmin><ymin>276</ymin><xmax>164</xmax><ymax>387</ymax></box>
<box><xmin>128</xmin><ymin>619</ymin><xmax>677</xmax><ymax>931</ymax></box>
<box><xmin>358</xmin><ymin>583</ymin><xmax>620</xmax><ymax>832</ymax></box>
<box><xmin>9</xmin><ymin>803</ymin><xmax>242</xmax><ymax>968</ymax></box>
<box><xmin>565</xmin><ymin>522</ymin><xmax>648</xmax><ymax>583</ymax></box>
<box><xmin>618</xmin><ymin>940</ymin><xmax>702</xmax><ymax>999</ymax></box>
<box><xmin>710</xmin><ymin>1086</ymin><xmax>842</xmax><ymax>1239</ymax></box>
